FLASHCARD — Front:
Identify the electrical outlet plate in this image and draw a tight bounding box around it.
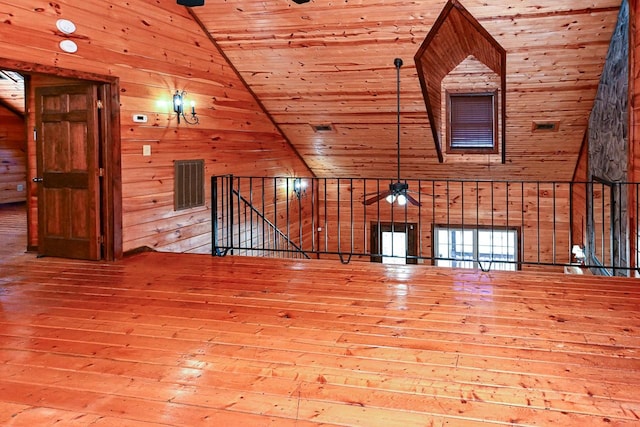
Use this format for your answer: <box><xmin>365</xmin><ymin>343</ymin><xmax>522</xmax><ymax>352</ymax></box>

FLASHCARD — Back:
<box><xmin>133</xmin><ymin>114</ymin><xmax>148</xmax><ymax>123</ymax></box>
<box><xmin>143</xmin><ymin>145</ymin><xmax>151</xmax><ymax>156</ymax></box>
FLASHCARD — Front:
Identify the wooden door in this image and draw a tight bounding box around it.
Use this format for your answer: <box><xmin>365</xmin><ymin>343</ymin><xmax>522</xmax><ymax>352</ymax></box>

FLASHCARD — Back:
<box><xmin>35</xmin><ymin>84</ymin><xmax>101</xmax><ymax>260</ymax></box>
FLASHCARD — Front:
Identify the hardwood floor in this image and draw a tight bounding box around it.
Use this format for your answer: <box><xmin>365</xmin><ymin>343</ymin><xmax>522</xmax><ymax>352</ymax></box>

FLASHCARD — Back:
<box><xmin>1</xmin><ymin>204</ymin><xmax>639</xmax><ymax>426</ymax></box>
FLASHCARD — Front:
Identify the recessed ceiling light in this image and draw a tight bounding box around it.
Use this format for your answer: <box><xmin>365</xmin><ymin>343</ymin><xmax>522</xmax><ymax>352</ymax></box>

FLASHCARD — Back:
<box><xmin>59</xmin><ymin>40</ymin><xmax>78</xmax><ymax>53</ymax></box>
<box><xmin>56</xmin><ymin>19</ymin><xmax>76</xmax><ymax>35</ymax></box>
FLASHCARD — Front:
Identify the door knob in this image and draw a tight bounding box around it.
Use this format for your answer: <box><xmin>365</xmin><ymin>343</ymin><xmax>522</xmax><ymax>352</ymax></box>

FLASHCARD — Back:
<box><xmin>32</xmin><ymin>177</ymin><xmax>43</xmax><ymax>183</ymax></box>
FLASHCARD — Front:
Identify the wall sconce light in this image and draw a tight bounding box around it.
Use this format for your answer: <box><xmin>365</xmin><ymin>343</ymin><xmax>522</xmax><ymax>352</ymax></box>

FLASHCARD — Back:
<box><xmin>173</xmin><ymin>90</ymin><xmax>199</xmax><ymax>125</ymax></box>
<box><xmin>292</xmin><ymin>178</ymin><xmax>307</xmax><ymax>200</ymax></box>
<box><xmin>571</xmin><ymin>245</ymin><xmax>586</xmax><ymax>264</ymax></box>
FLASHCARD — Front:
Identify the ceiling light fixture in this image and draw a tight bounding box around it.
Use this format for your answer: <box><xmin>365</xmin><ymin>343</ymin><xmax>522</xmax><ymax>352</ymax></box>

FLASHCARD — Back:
<box><xmin>59</xmin><ymin>40</ymin><xmax>78</xmax><ymax>53</ymax></box>
<box><xmin>56</xmin><ymin>19</ymin><xmax>76</xmax><ymax>35</ymax></box>
<box><xmin>55</xmin><ymin>19</ymin><xmax>78</xmax><ymax>54</ymax></box>
<box><xmin>292</xmin><ymin>0</ymin><xmax>311</xmax><ymax>4</ymax></box>
<box><xmin>173</xmin><ymin>91</ymin><xmax>199</xmax><ymax>125</ymax></box>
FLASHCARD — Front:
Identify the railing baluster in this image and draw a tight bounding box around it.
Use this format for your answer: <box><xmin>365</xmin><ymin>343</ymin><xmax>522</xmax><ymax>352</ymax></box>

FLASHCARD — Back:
<box><xmin>350</xmin><ymin>178</ymin><xmax>354</xmax><ymax>257</ymax></box>
<box><xmin>209</xmin><ymin>176</ymin><xmax>637</xmax><ymax>273</ymax></box>
<box><xmin>337</xmin><ymin>178</ymin><xmax>341</xmax><ymax>257</ymax></box>
<box><xmin>521</xmin><ymin>181</ymin><xmax>525</xmax><ymax>266</ymax></box>
<box><xmin>537</xmin><ymin>181</ymin><xmax>541</xmax><ymax>264</ymax></box>
<box><xmin>505</xmin><ymin>181</ymin><xmax>510</xmax><ymax>269</ymax></box>
<box><xmin>552</xmin><ymin>182</ymin><xmax>556</xmax><ymax>264</ymax></box>
<box><xmin>363</xmin><ymin>178</ymin><xmax>367</xmax><ymax>254</ymax></box>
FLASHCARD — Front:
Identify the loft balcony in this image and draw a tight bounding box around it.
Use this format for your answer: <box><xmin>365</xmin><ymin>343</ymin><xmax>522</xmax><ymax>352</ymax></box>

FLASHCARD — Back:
<box><xmin>211</xmin><ymin>175</ymin><xmax>636</xmax><ymax>277</ymax></box>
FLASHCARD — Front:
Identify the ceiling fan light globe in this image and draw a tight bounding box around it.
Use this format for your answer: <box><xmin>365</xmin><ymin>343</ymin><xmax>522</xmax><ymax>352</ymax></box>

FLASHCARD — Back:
<box><xmin>397</xmin><ymin>194</ymin><xmax>407</xmax><ymax>206</ymax></box>
<box><xmin>386</xmin><ymin>194</ymin><xmax>396</xmax><ymax>204</ymax></box>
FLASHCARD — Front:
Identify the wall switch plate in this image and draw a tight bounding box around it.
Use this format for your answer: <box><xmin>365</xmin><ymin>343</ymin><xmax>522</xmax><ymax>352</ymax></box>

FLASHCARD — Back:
<box><xmin>143</xmin><ymin>145</ymin><xmax>151</xmax><ymax>156</ymax></box>
<box><xmin>17</xmin><ymin>184</ymin><xmax>24</xmax><ymax>192</ymax></box>
<box><xmin>133</xmin><ymin>114</ymin><xmax>148</xmax><ymax>123</ymax></box>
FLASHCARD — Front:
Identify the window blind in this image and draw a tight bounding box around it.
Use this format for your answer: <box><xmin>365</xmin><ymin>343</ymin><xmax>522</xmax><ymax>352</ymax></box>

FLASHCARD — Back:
<box><xmin>449</xmin><ymin>94</ymin><xmax>494</xmax><ymax>149</ymax></box>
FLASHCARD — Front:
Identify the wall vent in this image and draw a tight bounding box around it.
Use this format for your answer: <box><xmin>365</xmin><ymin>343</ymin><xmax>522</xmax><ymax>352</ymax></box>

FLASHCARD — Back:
<box><xmin>311</xmin><ymin>124</ymin><xmax>333</xmax><ymax>132</ymax></box>
<box><xmin>174</xmin><ymin>159</ymin><xmax>205</xmax><ymax>210</ymax></box>
<box><xmin>532</xmin><ymin>121</ymin><xmax>559</xmax><ymax>132</ymax></box>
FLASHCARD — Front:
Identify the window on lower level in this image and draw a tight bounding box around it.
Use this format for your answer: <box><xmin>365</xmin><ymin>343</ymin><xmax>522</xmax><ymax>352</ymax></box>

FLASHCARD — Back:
<box><xmin>447</xmin><ymin>92</ymin><xmax>497</xmax><ymax>153</ymax></box>
<box><xmin>434</xmin><ymin>225</ymin><xmax>518</xmax><ymax>271</ymax></box>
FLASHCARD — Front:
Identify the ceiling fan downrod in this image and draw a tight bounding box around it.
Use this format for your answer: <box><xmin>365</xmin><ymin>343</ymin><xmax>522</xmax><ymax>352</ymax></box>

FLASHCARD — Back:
<box><xmin>394</xmin><ymin>57</ymin><xmax>402</xmax><ymax>183</ymax></box>
<box><xmin>363</xmin><ymin>58</ymin><xmax>421</xmax><ymax>207</ymax></box>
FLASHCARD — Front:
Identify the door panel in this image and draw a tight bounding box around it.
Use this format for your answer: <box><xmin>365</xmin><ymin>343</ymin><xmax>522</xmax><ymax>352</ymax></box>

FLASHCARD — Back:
<box><xmin>35</xmin><ymin>84</ymin><xmax>101</xmax><ymax>260</ymax></box>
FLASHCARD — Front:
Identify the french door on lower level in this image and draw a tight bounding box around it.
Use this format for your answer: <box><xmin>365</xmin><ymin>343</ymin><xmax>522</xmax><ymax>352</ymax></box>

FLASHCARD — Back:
<box><xmin>370</xmin><ymin>222</ymin><xmax>418</xmax><ymax>265</ymax></box>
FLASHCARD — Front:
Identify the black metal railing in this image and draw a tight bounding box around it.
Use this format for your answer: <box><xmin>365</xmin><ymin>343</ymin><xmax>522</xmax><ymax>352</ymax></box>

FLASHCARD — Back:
<box><xmin>211</xmin><ymin>175</ymin><xmax>640</xmax><ymax>276</ymax></box>
<box><xmin>211</xmin><ymin>176</ymin><xmax>309</xmax><ymax>258</ymax></box>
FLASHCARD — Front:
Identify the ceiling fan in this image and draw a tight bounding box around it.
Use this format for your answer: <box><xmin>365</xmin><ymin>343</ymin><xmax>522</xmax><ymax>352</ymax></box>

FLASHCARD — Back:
<box><xmin>363</xmin><ymin>58</ymin><xmax>422</xmax><ymax>207</ymax></box>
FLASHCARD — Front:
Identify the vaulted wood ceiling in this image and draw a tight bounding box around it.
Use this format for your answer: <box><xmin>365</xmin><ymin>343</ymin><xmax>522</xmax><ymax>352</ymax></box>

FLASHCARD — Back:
<box><xmin>0</xmin><ymin>1</ymin><xmax>622</xmax><ymax>182</ymax></box>
<box><xmin>190</xmin><ymin>0</ymin><xmax>621</xmax><ymax>181</ymax></box>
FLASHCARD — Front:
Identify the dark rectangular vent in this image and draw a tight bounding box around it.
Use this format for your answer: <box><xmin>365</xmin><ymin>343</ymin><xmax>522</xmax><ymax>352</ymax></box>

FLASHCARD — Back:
<box><xmin>532</xmin><ymin>121</ymin><xmax>559</xmax><ymax>132</ymax></box>
<box><xmin>311</xmin><ymin>124</ymin><xmax>333</xmax><ymax>132</ymax></box>
<box><xmin>174</xmin><ymin>159</ymin><xmax>205</xmax><ymax>210</ymax></box>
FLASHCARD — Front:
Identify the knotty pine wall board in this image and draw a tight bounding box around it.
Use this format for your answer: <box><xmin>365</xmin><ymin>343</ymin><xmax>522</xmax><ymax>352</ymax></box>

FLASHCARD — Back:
<box><xmin>0</xmin><ymin>0</ymin><xmax>310</xmax><ymax>255</ymax></box>
<box><xmin>0</xmin><ymin>105</ymin><xmax>26</xmax><ymax>204</ymax></box>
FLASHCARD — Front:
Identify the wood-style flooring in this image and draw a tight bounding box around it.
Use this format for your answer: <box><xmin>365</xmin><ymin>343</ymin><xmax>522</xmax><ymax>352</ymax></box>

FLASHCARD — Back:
<box><xmin>1</xmin><ymin>203</ymin><xmax>639</xmax><ymax>426</ymax></box>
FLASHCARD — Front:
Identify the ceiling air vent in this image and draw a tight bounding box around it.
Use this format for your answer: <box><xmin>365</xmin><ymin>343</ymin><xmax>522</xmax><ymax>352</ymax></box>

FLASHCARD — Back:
<box><xmin>311</xmin><ymin>124</ymin><xmax>333</xmax><ymax>132</ymax></box>
<box><xmin>532</xmin><ymin>121</ymin><xmax>559</xmax><ymax>132</ymax></box>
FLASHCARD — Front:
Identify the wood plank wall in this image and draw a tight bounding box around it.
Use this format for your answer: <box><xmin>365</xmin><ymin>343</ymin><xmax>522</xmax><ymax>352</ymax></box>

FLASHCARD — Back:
<box><xmin>0</xmin><ymin>0</ymin><xmax>311</xmax><ymax>255</ymax></box>
<box><xmin>0</xmin><ymin>104</ymin><xmax>26</xmax><ymax>204</ymax></box>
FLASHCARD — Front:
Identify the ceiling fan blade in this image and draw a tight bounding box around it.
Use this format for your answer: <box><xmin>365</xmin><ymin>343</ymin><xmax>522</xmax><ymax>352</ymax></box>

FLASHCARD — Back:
<box><xmin>407</xmin><ymin>190</ymin><xmax>434</xmax><ymax>198</ymax></box>
<box><xmin>363</xmin><ymin>190</ymin><xmax>392</xmax><ymax>205</ymax></box>
<box><xmin>405</xmin><ymin>193</ymin><xmax>422</xmax><ymax>207</ymax></box>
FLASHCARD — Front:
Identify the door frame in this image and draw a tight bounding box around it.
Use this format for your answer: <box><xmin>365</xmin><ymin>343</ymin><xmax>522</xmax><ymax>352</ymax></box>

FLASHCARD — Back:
<box><xmin>0</xmin><ymin>58</ymin><xmax>122</xmax><ymax>260</ymax></box>
<box><xmin>370</xmin><ymin>221</ymin><xmax>419</xmax><ymax>264</ymax></box>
